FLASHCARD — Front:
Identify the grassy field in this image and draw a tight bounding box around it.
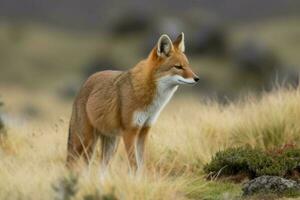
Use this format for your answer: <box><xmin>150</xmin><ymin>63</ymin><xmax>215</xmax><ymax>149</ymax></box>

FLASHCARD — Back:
<box><xmin>1</xmin><ymin>86</ymin><xmax>300</xmax><ymax>200</ymax></box>
<box><xmin>0</xmin><ymin>16</ymin><xmax>300</xmax><ymax>199</ymax></box>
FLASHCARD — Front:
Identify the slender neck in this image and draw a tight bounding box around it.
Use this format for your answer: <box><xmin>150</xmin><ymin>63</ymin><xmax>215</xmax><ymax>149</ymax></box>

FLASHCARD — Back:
<box><xmin>129</xmin><ymin>60</ymin><xmax>157</xmax><ymax>106</ymax></box>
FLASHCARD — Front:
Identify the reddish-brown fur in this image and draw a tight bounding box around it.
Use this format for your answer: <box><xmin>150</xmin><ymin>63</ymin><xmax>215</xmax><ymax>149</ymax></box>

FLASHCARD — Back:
<box><xmin>66</xmin><ymin>33</ymin><xmax>198</xmax><ymax>171</ymax></box>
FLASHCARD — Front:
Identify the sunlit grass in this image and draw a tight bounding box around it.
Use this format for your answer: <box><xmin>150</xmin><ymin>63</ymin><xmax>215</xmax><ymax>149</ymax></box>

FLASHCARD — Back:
<box><xmin>1</xmin><ymin>86</ymin><xmax>300</xmax><ymax>199</ymax></box>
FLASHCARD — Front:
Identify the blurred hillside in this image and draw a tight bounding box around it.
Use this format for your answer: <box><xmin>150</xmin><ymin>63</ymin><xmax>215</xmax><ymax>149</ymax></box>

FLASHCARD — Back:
<box><xmin>1</xmin><ymin>0</ymin><xmax>300</xmax><ymax>29</ymax></box>
<box><xmin>0</xmin><ymin>0</ymin><xmax>300</xmax><ymax>101</ymax></box>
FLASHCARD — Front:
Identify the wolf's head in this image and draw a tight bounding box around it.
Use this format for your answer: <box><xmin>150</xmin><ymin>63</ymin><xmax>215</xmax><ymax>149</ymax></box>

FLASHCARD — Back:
<box><xmin>148</xmin><ymin>33</ymin><xmax>199</xmax><ymax>86</ymax></box>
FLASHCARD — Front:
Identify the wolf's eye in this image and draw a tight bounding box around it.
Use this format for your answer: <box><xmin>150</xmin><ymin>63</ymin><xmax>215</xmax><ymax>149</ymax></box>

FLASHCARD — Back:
<box><xmin>174</xmin><ymin>65</ymin><xmax>183</xmax><ymax>70</ymax></box>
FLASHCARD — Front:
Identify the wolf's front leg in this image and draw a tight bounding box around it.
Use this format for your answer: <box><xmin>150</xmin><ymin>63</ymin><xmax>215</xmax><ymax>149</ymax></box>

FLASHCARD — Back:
<box><xmin>123</xmin><ymin>128</ymin><xmax>139</xmax><ymax>173</ymax></box>
<box><xmin>136</xmin><ymin>126</ymin><xmax>150</xmax><ymax>172</ymax></box>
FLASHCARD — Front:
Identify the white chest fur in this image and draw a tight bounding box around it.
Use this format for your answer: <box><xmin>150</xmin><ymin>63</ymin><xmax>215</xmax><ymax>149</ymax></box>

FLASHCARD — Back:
<box><xmin>133</xmin><ymin>76</ymin><xmax>178</xmax><ymax>127</ymax></box>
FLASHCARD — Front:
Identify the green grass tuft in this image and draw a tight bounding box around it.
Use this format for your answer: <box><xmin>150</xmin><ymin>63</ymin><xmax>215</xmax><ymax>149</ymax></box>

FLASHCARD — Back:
<box><xmin>186</xmin><ymin>179</ymin><xmax>242</xmax><ymax>200</ymax></box>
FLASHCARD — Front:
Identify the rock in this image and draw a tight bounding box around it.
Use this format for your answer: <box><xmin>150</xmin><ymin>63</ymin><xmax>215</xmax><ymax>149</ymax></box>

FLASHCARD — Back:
<box><xmin>242</xmin><ymin>175</ymin><xmax>300</xmax><ymax>196</ymax></box>
<box><xmin>234</xmin><ymin>40</ymin><xmax>280</xmax><ymax>76</ymax></box>
<box><xmin>109</xmin><ymin>11</ymin><xmax>152</xmax><ymax>36</ymax></box>
<box><xmin>188</xmin><ymin>23</ymin><xmax>228</xmax><ymax>56</ymax></box>
<box><xmin>269</xmin><ymin>67</ymin><xmax>299</xmax><ymax>88</ymax></box>
<box><xmin>83</xmin><ymin>57</ymin><xmax>119</xmax><ymax>79</ymax></box>
<box><xmin>57</xmin><ymin>82</ymin><xmax>80</xmax><ymax>100</ymax></box>
<box><xmin>233</xmin><ymin>40</ymin><xmax>282</xmax><ymax>90</ymax></box>
<box><xmin>21</xmin><ymin>104</ymin><xmax>41</xmax><ymax>118</ymax></box>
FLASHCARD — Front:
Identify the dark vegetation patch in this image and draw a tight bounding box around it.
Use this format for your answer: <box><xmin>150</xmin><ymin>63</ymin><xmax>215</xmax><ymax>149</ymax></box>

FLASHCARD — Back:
<box><xmin>0</xmin><ymin>99</ymin><xmax>6</xmax><ymax>138</ymax></box>
<box><xmin>52</xmin><ymin>173</ymin><xmax>117</xmax><ymax>200</ymax></box>
<box><xmin>52</xmin><ymin>173</ymin><xmax>78</xmax><ymax>200</ymax></box>
<box><xmin>204</xmin><ymin>145</ymin><xmax>300</xmax><ymax>181</ymax></box>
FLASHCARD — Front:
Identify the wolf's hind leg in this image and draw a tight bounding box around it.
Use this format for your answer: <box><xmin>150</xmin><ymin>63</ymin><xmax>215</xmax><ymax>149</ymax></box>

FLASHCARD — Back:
<box><xmin>66</xmin><ymin>127</ymin><xmax>98</xmax><ymax>168</ymax></box>
<box><xmin>99</xmin><ymin>133</ymin><xmax>120</xmax><ymax>173</ymax></box>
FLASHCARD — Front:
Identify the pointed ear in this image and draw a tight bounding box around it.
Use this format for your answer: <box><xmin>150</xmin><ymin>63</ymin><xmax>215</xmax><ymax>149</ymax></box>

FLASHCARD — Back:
<box><xmin>157</xmin><ymin>34</ymin><xmax>173</xmax><ymax>57</ymax></box>
<box><xmin>173</xmin><ymin>32</ymin><xmax>185</xmax><ymax>52</ymax></box>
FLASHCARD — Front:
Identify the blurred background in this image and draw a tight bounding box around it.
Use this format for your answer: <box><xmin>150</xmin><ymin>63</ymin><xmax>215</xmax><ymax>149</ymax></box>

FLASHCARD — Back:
<box><xmin>0</xmin><ymin>0</ymin><xmax>300</xmax><ymax>122</ymax></box>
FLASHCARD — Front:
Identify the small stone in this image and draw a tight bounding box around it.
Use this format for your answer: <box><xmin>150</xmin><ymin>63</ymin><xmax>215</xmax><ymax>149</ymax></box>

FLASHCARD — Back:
<box><xmin>242</xmin><ymin>175</ymin><xmax>300</xmax><ymax>196</ymax></box>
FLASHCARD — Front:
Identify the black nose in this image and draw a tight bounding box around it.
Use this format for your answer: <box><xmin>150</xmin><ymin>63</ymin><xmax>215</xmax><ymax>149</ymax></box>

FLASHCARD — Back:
<box><xmin>194</xmin><ymin>77</ymin><xmax>199</xmax><ymax>82</ymax></box>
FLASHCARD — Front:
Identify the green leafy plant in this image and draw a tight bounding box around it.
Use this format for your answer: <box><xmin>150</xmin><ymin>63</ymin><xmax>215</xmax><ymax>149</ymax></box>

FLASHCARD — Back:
<box><xmin>204</xmin><ymin>146</ymin><xmax>300</xmax><ymax>180</ymax></box>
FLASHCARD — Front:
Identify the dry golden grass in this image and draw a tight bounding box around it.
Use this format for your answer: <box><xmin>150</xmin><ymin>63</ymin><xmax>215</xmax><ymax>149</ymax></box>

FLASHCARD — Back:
<box><xmin>1</xmin><ymin>86</ymin><xmax>300</xmax><ymax>199</ymax></box>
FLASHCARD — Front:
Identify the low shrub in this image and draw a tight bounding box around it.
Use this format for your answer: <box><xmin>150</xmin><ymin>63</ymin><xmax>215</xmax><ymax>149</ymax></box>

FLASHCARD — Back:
<box><xmin>204</xmin><ymin>146</ymin><xmax>300</xmax><ymax>180</ymax></box>
<box><xmin>52</xmin><ymin>173</ymin><xmax>78</xmax><ymax>200</ymax></box>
